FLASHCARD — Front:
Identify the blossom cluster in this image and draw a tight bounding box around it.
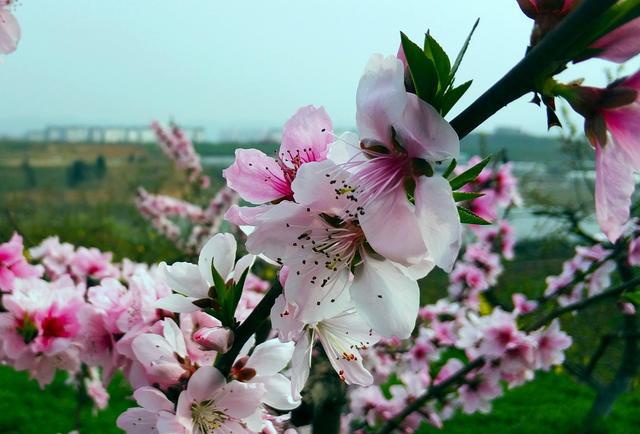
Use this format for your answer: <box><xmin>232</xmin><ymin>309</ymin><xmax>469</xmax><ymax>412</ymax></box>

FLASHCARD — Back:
<box><xmin>151</xmin><ymin>121</ymin><xmax>209</xmax><ymax>188</ymax></box>
<box><xmin>347</xmin><ymin>302</ymin><xmax>571</xmax><ymax>432</ymax></box>
<box><xmin>136</xmin><ymin>186</ymin><xmax>239</xmax><ymax>254</ymax></box>
<box><xmin>0</xmin><ymin>232</ymin><xmax>273</xmax><ymax>426</ymax></box>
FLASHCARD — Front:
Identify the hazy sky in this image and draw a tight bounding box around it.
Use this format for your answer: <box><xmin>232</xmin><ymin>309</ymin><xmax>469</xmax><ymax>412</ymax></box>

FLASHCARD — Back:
<box><xmin>1</xmin><ymin>0</ymin><xmax>638</xmax><ymax>139</ymax></box>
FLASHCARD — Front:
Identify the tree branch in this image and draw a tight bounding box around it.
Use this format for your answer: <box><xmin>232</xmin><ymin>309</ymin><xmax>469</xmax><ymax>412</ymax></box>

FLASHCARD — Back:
<box><xmin>527</xmin><ymin>276</ymin><xmax>640</xmax><ymax>331</ymax></box>
<box><xmin>215</xmin><ymin>282</ymin><xmax>283</xmax><ymax>376</ymax></box>
<box><xmin>450</xmin><ymin>0</ymin><xmax>617</xmax><ymax>139</ymax></box>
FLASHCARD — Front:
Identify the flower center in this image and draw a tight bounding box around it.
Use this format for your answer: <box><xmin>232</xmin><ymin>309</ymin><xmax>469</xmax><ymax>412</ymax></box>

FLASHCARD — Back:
<box><xmin>191</xmin><ymin>400</ymin><xmax>228</xmax><ymax>434</ymax></box>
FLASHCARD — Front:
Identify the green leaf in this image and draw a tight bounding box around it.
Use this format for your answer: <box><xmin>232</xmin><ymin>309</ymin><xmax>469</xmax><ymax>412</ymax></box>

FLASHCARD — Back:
<box><xmin>453</xmin><ymin>191</ymin><xmax>485</xmax><ymax>202</ymax></box>
<box><xmin>232</xmin><ymin>267</ymin><xmax>250</xmax><ymax>313</ymax></box>
<box><xmin>458</xmin><ymin>206</ymin><xmax>491</xmax><ymax>225</ymax></box>
<box><xmin>449</xmin><ymin>155</ymin><xmax>491</xmax><ymax>190</ymax></box>
<box><xmin>450</xmin><ymin>18</ymin><xmax>479</xmax><ymax>85</ymax></box>
<box><xmin>442</xmin><ymin>158</ymin><xmax>457</xmax><ymax>178</ymax></box>
<box><xmin>423</xmin><ymin>32</ymin><xmax>451</xmax><ymax>92</ymax></box>
<box><xmin>624</xmin><ymin>292</ymin><xmax>640</xmax><ymax>305</ymax></box>
<box><xmin>210</xmin><ymin>259</ymin><xmax>233</xmax><ymax>326</ymax></box>
<box><xmin>401</xmin><ymin>32</ymin><xmax>438</xmax><ymax>103</ymax></box>
<box><xmin>441</xmin><ymin>80</ymin><xmax>473</xmax><ymax>116</ymax></box>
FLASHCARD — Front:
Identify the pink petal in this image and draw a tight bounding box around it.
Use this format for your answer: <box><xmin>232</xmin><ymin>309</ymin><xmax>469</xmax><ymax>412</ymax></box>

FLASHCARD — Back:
<box><xmin>397</xmin><ymin>93</ymin><xmax>460</xmax><ymax>161</ymax></box>
<box><xmin>214</xmin><ymin>381</ymin><xmax>265</xmax><ymax>419</ymax></box>
<box><xmin>592</xmin><ymin>18</ymin><xmax>640</xmax><ymax>63</ymax></box>
<box><xmin>415</xmin><ymin>175</ymin><xmax>462</xmax><ymax>271</ymax></box>
<box><xmin>116</xmin><ymin>408</ymin><xmax>159</xmax><ymax>434</ymax></box>
<box><xmin>187</xmin><ymin>366</ymin><xmax>226</xmax><ymax>402</ymax></box>
<box><xmin>0</xmin><ymin>10</ymin><xmax>20</xmax><ymax>55</ymax></box>
<box><xmin>134</xmin><ymin>387</ymin><xmax>174</xmax><ymax>412</ymax></box>
<box><xmin>594</xmin><ymin>142</ymin><xmax>635</xmax><ymax>242</ymax></box>
<box><xmin>356</xmin><ymin>54</ymin><xmax>407</xmax><ymax>146</ymax></box>
<box><xmin>604</xmin><ymin>104</ymin><xmax>640</xmax><ymax>169</ymax></box>
<box><xmin>223</xmin><ymin>148</ymin><xmax>291</xmax><ymax>204</ymax></box>
<box><xmin>359</xmin><ymin>187</ymin><xmax>429</xmax><ymax>267</ymax></box>
<box><xmin>279</xmin><ymin>105</ymin><xmax>333</xmax><ymax>163</ymax></box>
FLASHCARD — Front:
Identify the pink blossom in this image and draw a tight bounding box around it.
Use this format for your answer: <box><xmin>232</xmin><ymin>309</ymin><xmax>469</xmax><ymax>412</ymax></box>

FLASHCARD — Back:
<box><xmin>629</xmin><ymin>237</ymin><xmax>640</xmax><ymax>266</ymax></box>
<box><xmin>117</xmin><ymin>386</ymin><xmax>174</xmax><ymax>433</ymax></box>
<box><xmin>223</xmin><ymin>105</ymin><xmax>333</xmax><ymax>204</ymax></box>
<box><xmin>458</xmin><ymin>370</ymin><xmax>503</xmax><ymax>414</ymax></box>
<box><xmin>159</xmin><ymin>366</ymin><xmax>265</xmax><ymax>434</ymax></box>
<box><xmin>512</xmin><ymin>293</ymin><xmax>538</xmax><ymax>315</ymax></box>
<box><xmin>70</xmin><ymin>247</ymin><xmax>119</xmax><ymax>281</ymax></box>
<box><xmin>532</xmin><ymin>320</ymin><xmax>572</xmax><ymax>370</ymax></box>
<box><xmin>0</xmin><ymin>2</ymin><xmax>20</xmax><ymax>55</ymax></box>
<box><xmin>591</xmin><ymin>18</ymin><xmax>640</xmax><ymax>63</ymax></box>
<box><xmin>249</xmin><ymin>160</ymin><xmax>422</xmax><ymax>338</ymax></box>
<box><xmin>30</xmin><ymin>236</ymin><xmax>75</xmax><ymax>280</ymax></box>
<box><xmin>193</xmin><ymin>326</ymin><xmax>233</xmax><ymax>353</ymax></box>
<box><xmin>151</xmin><ymin>121</ymin><xmax>208</xmax><ymax>186</ymax></box>
<box><xmin>331</xmin><ymin>54</ymin><xmax>461</xmax><ymax>271</ymax></box>
<box><xmin>0</xmin><ymin>232</ymin><xmax>41</xmax><ymax>293</ymax></box>
<box><xmin>85</xmin><ymin>368</ymin><xmax>110</xmax><ymax>411</ymax></box>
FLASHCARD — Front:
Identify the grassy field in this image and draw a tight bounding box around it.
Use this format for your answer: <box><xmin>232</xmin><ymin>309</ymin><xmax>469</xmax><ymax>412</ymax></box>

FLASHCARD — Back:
<box><xmin>0</xmin><ymin>140</ymin><xmax>637</xmax><ymax>433</ymax></box>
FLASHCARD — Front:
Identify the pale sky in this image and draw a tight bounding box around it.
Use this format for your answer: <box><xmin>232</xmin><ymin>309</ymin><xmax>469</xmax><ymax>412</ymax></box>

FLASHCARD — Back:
<box><xmin>0</xmin><ymin>0</ymin><xmax>637</xmax><ymax>140</ymax></box>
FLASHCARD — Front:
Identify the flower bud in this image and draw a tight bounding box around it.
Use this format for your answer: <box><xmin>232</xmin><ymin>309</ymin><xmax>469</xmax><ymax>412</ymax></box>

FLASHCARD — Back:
<box><xmin>193</xmin><ymin>326</ymin><xmax>234</xmax><ymax>353</ymax></box>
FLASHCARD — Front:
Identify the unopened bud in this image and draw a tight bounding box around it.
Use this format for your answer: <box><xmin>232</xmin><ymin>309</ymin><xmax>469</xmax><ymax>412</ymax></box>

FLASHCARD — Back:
<box><xmin>193</xmin><ymin>326</ymin><xmax>234</xmax><ymax>353</ymax></box>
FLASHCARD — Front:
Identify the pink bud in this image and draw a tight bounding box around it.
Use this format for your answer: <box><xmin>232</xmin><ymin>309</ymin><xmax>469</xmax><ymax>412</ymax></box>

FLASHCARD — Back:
<box><xmin>193</xmin><ymin>326</ymin><xmax>234</xmax><ymax>353</ymax></box>
<box><xmin>621</xmin><ymin>302</ymin><xmax>636</xmax><ymax>316</ymax></box>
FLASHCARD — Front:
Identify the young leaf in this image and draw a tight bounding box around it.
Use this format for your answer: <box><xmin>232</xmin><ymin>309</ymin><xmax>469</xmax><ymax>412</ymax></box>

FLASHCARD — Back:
<box><xmin>442</xmin><ymin>158</ymin><xmax>457</xmax><ymax>178</ymax></box>
<box><xmin>449</xmin><ymin>155</ymin><xmax>491</xmax><ymax>190</ymax></box>
<box><xmin>424</xmin><ymin>32</ymin><xmax>451</xmax><ymax>92</ymax></box>
<box><xmin>401</xmin><ymin>32</ymin><xmax>438</xmax><ymax>103</ymax></box>
<box><xmin>624</xmin><ymin>292</ymin><xmax>640</xmax><ymax>305</ymax></box>
<box><xmin>441</xmin><ymin>80</ymin><xmax>473</xmax><ymax>116</ymax></box>
<box><xmin>232</xmin><ymin>267</ymin><xmax>250</xmax><ymax>312</ymax></box>
<box><xmin>458</xmin><ymin>206</ymin><xmax>491</xmax><ymax>225</ymax></box>
<box><xmin>210</xmin><ymin>260</ymin><xmax>229</xmax><ymax>315</ymax></box>
<box><xmin>450</xmin><ymin>18</ymin><xmax>480</xmax><ymax>85</ymax></box>
<box><xmin>453</xmin><ymin>191</ymin><xmax>485</xmax><ymax>202</ymax></box>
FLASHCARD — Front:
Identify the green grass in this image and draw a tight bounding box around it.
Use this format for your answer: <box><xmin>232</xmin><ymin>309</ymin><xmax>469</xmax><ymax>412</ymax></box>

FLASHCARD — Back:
<box><xmin>420</xmin><ymin>372</ymin><xmax>640</xmax><ymax>434</ymax></box>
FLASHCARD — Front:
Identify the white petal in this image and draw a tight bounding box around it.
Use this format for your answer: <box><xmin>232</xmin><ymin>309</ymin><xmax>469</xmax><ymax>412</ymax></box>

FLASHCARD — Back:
<box><xmin>356</xmin><ymin>54</ymin><xmax>407</xmax><ymax>144</ymax></box>
<box><xmin>163</xmin><ymin>319</ymin><xmax>187</xmax><ymax>358</ymax></box>
<box><xmin>233</xmin><ymin>254</ymin><xmax>256</xmax><ymax>283</ymax></box>
<box><xmin>245</xmin><ymin>338</ymin><xmax>294</xmax><ymax>376</ymax></box>
<box><xmin>156</xmin><ymin>294</ymin><xmax>199</xmax><ymax>313</ymax></box>
<box><xmin>350</xmin><ymin>255</ymin><xmax>419</xmax><ymax>338</ymax></box>
<box><xmin>290</xmin><ymin>329</ymin><xmax>313</xmax><ymax>400</ymax></box>
<box><xmin>199</xmin><ymin>233</ymin><xmax>237</xmax><ymax>285</ymax></box>
<box><xmin>161</xmin><ymin>262</ymin><xmax>208</xmax><ymax>299</ymax></box>
<box><xmin>327</xmin><ymin>131</ymin><xmax>365</xmax><ymax>167</ymax></box>
<box><xmin>415</xmin><ymin>175</ymin><xmax>462</xmax><ymax>271</ymax></box>
<box><xmin>291</xmin><ymin>160</ymin><xmax>353</xmax><ymax>213</ymax></box>
<box><xmin>253</xmin><ymin>373</ymin><xmax>300</xmax><ymax>410</ymax></box>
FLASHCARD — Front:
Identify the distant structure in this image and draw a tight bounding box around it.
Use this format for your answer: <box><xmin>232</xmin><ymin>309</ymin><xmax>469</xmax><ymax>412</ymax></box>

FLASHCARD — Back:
<box><xmin>23</xmin><ymin>126</ymin><xmax>205</xmax><ymax>144</ymax></box>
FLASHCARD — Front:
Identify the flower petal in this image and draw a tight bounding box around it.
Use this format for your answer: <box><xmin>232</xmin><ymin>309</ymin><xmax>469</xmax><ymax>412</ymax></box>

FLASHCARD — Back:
<box><xmin>350</xmin><ymin>255</ymin><xmax>419</xmax><ymax>338</ymax></box>
<box><xmin>156</xmin><ymin>294</ymin><xmax>199</xmax><ymax>313</ymax></box>
<box><xmin>245</xmin><ymin>338</ymin><xmax>294</xmax><ymax>376</ymax></box>
<box><xmin>133</xmin><ymin>387</ymin><xmax>174</xmax><ymax>412</ymax></box>
<box><xmin>595</xmin><ymin>142</ymin><xmax>635</xmax><ymax>242</ymax></box>
<box><xmin>414</xmin><ymin>175</ymin><xmax>462</xmax><ymax>271</ymax></box>
<box><xmin>198</xmin><ymin>233</ymin><xmax>237</xmax><ymax>285</ymax></box>
<box><xmin>187</xmin><ymin>365</ymin><xmax>226</xmax><ymax>402</ymax></box>
<box><xmin>0</xmin><ymin>10</ymin><xmax>20</xmax><ymax>55</ymax></box>
<box><xmin>356</xmin><ymin>54</ymin><xmax>407</xmax><ymax>145</ymax></box>
<box><xmin>253</xmin><ymin>373</ymin><xmax>300</xmax><ymax>410</ymax></box>
<box><xmin>161</xmin><ymin>262</ymin><xmax>208</xmax><ymax>299</ymax></box>
<box><xmin>359</xmin><ymin>187</ymin><xmax>429</xmax><ymax>267</ymax></box>
<box><xmin>223</xmin><ymin>148</ymin><xmax>290</xmax><ymax>204</ymax></box>
<box><xmin>213</xmin><ymin>381</ymin><xmax>265</xmax><ymax>419</ymax></box>
<box><xmin>397</xmin><ymin>93</ymin><xmax>460</xmax><ymax>161</ymax></box>
<box><xmin>279</xmin><ymin>105</ymin><xmax>333</xmax><ymax>163</ymax></box>
<box><xmin>290</xmin><ymin>329</ymin><xmax>313</xmax><ymax>401</ymax></box>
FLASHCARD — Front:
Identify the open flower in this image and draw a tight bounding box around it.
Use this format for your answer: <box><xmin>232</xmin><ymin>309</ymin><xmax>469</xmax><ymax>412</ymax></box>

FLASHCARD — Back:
<box><xmin>332</xmin><ymin>54</ymin><xmax>461</xmax><ymax>272</ymax></box>
<box><xmin>159</xmin><ymin>365</ymin><xmax>265</xmax><ymax>434</ymax></box>
<box><xmin>157</xmin><ymin>233</ymin><xmax>254</xmax><ymax>313</ymax></box>
<box><xmin>223</xmin><ymin>105</ymin><xmax>333</xmax><ymax>204</ymax></box>
<box><xmin>248</xmin><ymin>160</ymin><xmax>422</xmax><ymax>338</ymax></box>
<box><xmin>0</xmin><ymin>232</ymin><xmax>41</xmax><ymax>293</ymax></box>
<box><xmin>271</xmin><ymin>294</ymin><xmax>381</xmax><ymax>398</ymax></box>
<box><xmin>117</xmin><ymin>386</ymin><xmax>175</xmax><ymax>433</ymax></box>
